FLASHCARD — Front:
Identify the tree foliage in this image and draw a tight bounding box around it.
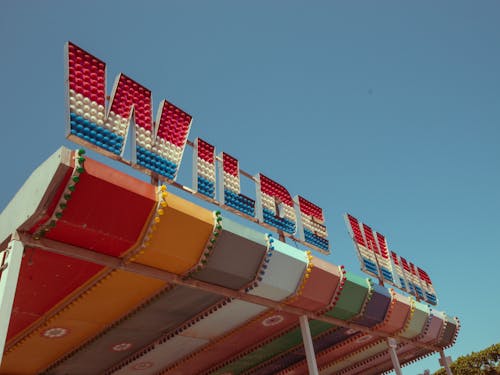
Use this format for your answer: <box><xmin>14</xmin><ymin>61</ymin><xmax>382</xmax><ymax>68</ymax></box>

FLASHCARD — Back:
<box><xmin>433</xmin><ymin>343</ymin><xmax>500</xmax><ymax>375</ymax></box>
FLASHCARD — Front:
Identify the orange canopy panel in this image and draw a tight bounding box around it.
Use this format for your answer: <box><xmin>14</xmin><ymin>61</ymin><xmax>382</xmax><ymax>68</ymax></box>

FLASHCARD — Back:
<box><xmin>131</xmin><ymin>192</ymin><xmax>215</xmax><ymax>275</ymax></box>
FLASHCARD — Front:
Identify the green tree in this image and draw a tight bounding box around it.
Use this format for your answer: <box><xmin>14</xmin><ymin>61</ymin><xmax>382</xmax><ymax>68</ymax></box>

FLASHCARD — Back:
<box><xmin>433</xmin><ymin>343</ymin><xmax>500</xmax><ymax>375</ymax></box>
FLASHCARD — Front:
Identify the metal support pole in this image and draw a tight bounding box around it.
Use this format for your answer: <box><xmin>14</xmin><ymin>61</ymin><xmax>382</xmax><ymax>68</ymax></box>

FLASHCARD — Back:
<box><xmin>0</xmin><ymin>236</ymin><xmax>24</xmax><ymax>366</ymax></box>
<box><xmin>299</xmin><ymin>315</ymin><xmax>319</xmax><ymax>375</ymax></box>
<box><xmin>150</xmin><ymin>175</ymin><xmax>159</xmax><ymax>186</ymax></box>
<box><xmin>387</xmin><ymin>338</ymin><xmax>403</xmax><ymax>375</ymax></box>
<box><xmin>439</xmin><ymin>350</ymin><xmax>453</xmax><ymax>375</ymax></box>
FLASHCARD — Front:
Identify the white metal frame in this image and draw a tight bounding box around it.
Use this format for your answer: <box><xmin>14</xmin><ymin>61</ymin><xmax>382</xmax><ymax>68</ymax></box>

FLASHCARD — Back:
<box><xmin>0</xmin><ymin>236</ymin><xmax>23</xmax><ymax>366</ymax></box>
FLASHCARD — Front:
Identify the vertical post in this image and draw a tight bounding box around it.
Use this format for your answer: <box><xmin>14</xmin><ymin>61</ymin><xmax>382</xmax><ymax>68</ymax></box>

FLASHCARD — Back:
<box><xmin>439</xmin><ymin>350</ymin><xmax>453</xmax><ymax>375</ymax></box>
<box><xmin>299</xmin><ymin>315</ymin><xmax>319</xmax><ymax>375</ymax></box>
<box><xmin>387</xmin><ymin>338</ymin><xmax>403</xmax><ymax>375</ymax></box>
<box><xmin>0</xmin><ymin>236</ymin><xmax>24</xmax><ymax>366</ymax></box>
<box><xmin>150</xmin><ymin>175</ymin><xmax>159</xmax><ymax>186</ymax></box>
<box><xmin>372</xmin><ymin>246</ymin><xmax>385</xmax><ymax>286</ymax></box>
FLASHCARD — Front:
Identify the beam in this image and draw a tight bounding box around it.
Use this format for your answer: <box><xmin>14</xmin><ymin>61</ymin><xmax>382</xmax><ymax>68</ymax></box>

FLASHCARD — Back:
<box><xmin>17</xmin><ymin>232</ymin><xmax>442</xmax><ymax>353</ymax></box>
<box><xmin>387</xmin><ymin>338</ymin><xmax>403</xmax><ymax>375</ymax></box>
<box><xmin>299</xmin><ymin>315</ymin><xmax>319</xmax><ymax>375</ymax></box>
<box><xmin>439</xmin><ymin>350</ymin><xmax>453</xmax><ymax>375</ymax></box>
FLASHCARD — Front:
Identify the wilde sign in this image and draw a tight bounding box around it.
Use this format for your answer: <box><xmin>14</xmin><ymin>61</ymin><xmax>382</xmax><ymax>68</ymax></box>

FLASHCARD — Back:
<box><xmin>65</xmin><ymin>42</ymin><xmax>330</xmax><ymax>254</ymax></box>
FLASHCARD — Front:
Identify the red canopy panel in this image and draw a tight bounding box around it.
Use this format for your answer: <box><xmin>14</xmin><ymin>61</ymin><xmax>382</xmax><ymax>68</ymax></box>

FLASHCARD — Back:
<box><xmin>1</xmin><ymin>148</ymin><xmax>156</xmax><ymax>344</ymax></box>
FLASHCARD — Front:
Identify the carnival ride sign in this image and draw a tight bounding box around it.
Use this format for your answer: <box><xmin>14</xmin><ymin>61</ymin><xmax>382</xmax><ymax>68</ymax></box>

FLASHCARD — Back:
<box><xmin>0</xmin><ymin>40</ymin><xmax>460</xmax><ymax>375</ymax></box>
<box><xmin>345</xmin><ymin>213</ymin><xmax>437</xmax><ymax>305</ymax></box>
<box><xmin>65</xmin><ymin>42</ymin><xmax>329</xmax><ymax>254</ymax></box>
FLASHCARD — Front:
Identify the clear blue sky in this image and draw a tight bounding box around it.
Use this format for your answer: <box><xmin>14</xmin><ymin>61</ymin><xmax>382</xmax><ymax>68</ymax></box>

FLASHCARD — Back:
<box><xmin>1</xmin><ymin>1</ymin><xmax>499</xmax><ymax>373</ymax></box>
